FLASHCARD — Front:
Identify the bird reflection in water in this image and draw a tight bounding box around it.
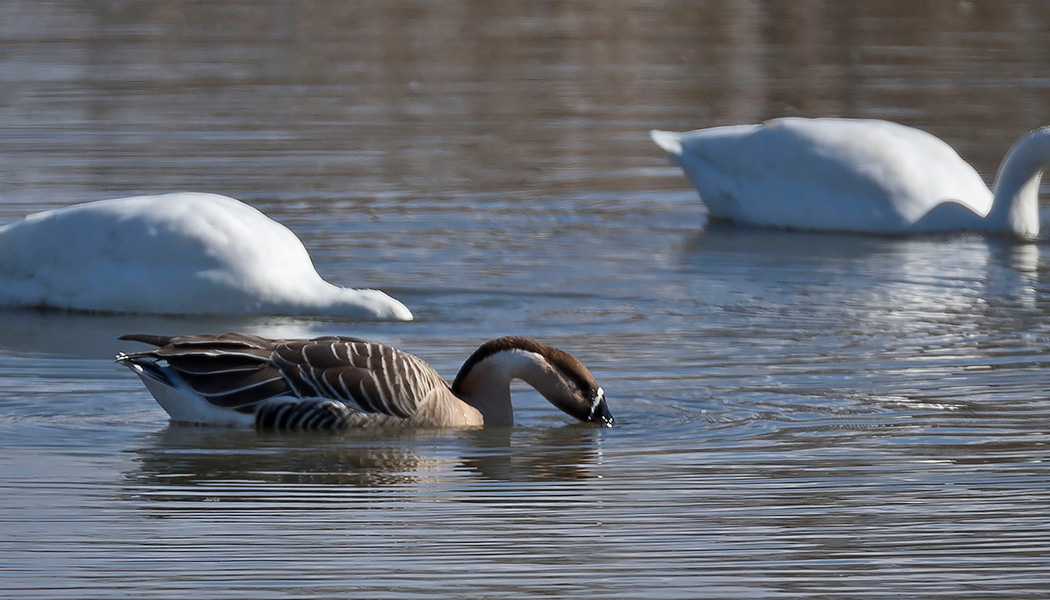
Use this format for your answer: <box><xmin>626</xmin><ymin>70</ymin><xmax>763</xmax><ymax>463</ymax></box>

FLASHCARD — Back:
<box><xmin>124</xmin><ymin>423</ymin><xmax>607</xmax><ymax>505</ymax></box>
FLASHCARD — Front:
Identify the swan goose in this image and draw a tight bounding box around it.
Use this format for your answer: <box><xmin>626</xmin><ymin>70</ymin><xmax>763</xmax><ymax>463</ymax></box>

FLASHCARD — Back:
<box><xmin>651</xmin><ymin>118</ymin><xmax>1050</xmax><ymax>238</ymax></box>
<box><xmin>117</xmin><ymin>333</ymin><xmax>613</xmax><ymax>429</ymax></box>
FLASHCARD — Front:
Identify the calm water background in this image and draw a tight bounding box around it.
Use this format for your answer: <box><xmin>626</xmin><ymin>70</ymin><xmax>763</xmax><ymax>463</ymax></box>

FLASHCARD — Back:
<box><xmin>3</xmin><ymin>1</ymin><xmax>1050</xmax><ymax>598</ymax></box>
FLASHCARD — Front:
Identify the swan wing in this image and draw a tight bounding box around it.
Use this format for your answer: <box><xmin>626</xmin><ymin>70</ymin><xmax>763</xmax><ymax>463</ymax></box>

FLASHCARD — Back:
<box><xmin>0</xmin><ymin>193</ymin><xmax>313</xmax><ymax>313</ymax></box>
<box><xmin>770</xmin><ymin>118</ymin><xmax>992</xmax><ymax>220</ymax></box>
<box><xmin>0</xmin><ymin>193</ymin><xmax>412</xmax><ymax>319</ymax></box>
<box><xmin>654</xmin><ymin>118</ymin><xmax>992</xmax><ymax>232</ymax></box>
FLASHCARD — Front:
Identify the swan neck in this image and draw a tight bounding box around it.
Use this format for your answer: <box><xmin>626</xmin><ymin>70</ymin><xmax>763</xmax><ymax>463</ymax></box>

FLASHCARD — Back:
<box><xmin>988</xmin><ymin>127</ymin><xmax>1050</xmax><ymax>238</ymax></box>
<box><xmin>274</xmin><ymin>283</ymin><xmax>412</xmax><ymax>320</ymax></box>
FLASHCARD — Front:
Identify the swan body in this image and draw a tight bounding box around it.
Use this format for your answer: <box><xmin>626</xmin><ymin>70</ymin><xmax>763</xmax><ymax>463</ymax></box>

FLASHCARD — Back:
<box><xmin>651</xmin><ymin>118</ymin><xmax>1050</xmax><ymax>238</ymax></box>
<box><xmin>0</xmin><ymin>193</ymin><xmax>412</xmax><ymax>319</ymax></box>
<box><xmin>117</xmin><ymin>333</ymin><xmax>613</xmax><ymax>429</ymax></box>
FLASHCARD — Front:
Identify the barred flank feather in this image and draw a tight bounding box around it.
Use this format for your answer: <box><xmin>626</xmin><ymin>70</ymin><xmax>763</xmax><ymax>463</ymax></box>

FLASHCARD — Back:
<box><xmin>255</xmin><ymin>398</ymin><xmax>353</xmax><ymax>432</ymax></box>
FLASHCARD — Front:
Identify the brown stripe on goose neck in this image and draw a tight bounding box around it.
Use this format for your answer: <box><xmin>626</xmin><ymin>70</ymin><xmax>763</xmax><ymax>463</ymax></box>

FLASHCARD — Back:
<box><xmin>451</xmin><ymin>336</ymin><xmax>597</xmax><ymax>395</ymax></box>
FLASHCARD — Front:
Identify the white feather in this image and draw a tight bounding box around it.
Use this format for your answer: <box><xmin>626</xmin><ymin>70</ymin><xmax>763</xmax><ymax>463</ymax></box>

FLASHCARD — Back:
<box><xmin>0</xmin><ymin>192</ymin><xmax>412</xmax><ymax>319</ymax></box>
<box><xmin>652</xmin><ymin>118</ymin><xmax>1050</xmax><ymax>238</ymax></box>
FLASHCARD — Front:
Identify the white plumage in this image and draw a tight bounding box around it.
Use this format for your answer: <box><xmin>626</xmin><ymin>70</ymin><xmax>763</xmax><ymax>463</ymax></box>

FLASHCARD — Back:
<box><xmin>651</xmin><ymin>118</ymin><xmax>1050</xmax><ymax>238</ymax></box>
<box><xmin>0</xmin><ymin>193</ymin><xmax>412</xmax><ymax>319</ymax></box>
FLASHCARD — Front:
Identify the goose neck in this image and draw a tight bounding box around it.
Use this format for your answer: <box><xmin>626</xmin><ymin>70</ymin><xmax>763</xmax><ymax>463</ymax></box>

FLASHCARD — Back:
<box><xmin>453</xmin><ymin>348</ymin><xmax>557</xmax><ymax>427</ymax></box>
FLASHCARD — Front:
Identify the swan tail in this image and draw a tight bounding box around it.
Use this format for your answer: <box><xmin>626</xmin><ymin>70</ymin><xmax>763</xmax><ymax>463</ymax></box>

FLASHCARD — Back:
<box><xmin>649</xmin><ymin>130</ymin><xmax>683</xmax><ymax>157</ymax></box>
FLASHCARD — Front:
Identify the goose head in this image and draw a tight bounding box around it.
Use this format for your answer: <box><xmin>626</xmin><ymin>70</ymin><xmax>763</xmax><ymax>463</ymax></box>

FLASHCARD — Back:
<box><xmin>452</xmin><ymin>336</ymin><xmax>613</xmax><ymax>427</ymax></box>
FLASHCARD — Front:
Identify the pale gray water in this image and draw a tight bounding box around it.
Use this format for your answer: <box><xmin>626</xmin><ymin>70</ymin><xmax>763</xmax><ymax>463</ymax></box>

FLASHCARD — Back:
<box><xmin>3</xmin><ymin>1</ymin><xmax>1050</xmax><ymax>598</ymax></box>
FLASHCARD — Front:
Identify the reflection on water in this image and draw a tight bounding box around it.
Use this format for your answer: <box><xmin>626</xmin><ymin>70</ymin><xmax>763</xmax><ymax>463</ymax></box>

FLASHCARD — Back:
<box><xmin>128</xmin><ymin>428</ymin><xmax>448</xmax><ymax>492</ymax></box>
<box><xmin>127</xmin><ymin>425</ymin><xmax>606</xmax><ymax>500</ymax></box>
<box><xmin>4</xmin><ymin>0</ymin><xmax>1050</xmax><ymax>598</ymax></box>
<box><xmin>2</xmin><ymin>0</ymin><xmax>1048</xmax><ymax>212</ymax></box>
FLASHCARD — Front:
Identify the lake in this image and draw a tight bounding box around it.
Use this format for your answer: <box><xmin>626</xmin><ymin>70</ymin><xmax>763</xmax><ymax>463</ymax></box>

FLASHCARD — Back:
<box><xmin>2</xmin><ymin>1</ymin><xmax>1050</xmax><ymax>598</ymax></box>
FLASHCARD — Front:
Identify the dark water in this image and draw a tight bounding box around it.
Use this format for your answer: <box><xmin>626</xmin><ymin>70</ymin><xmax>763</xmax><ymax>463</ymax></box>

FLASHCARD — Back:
<box><xmin>3</xmin><ymin>1</ymin><xmax>1050</xmax><ymax>598</ymax></box>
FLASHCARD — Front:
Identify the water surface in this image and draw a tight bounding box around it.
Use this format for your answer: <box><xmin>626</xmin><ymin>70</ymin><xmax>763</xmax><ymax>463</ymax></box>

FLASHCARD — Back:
<box><xmin>3</xmin><ymin>1</ymin><xmax>1050</xmax><ymax>598</ymax></box>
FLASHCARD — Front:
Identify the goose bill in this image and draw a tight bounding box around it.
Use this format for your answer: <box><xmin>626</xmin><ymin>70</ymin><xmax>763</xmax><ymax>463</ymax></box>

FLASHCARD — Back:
<box><xmin>586</xmin><ymin>395</ymin><xmax>614</xmax><ymax>427</ymax></box>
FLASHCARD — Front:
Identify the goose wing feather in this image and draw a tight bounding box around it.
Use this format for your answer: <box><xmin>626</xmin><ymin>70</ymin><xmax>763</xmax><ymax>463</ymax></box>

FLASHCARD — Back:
<box><xmin>120</xmin><ymin>333</ymin><xmax>449</xmax><ymax>420</ymax></box>
<box><xmin>119</xmin><ymin>332</ymin><xmax>289</xmax><ymax>412</ymax></box>
<box><xmin>272</xmin><ymin>337</ymin><xmax>446</xmax><ymax>419</ymax></box>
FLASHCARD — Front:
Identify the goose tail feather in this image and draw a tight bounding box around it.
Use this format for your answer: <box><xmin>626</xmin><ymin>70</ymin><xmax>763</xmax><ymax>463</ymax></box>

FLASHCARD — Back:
<box><xmin>115</xmin><ymin>352</ymin><xmax>174</xmax><ymax>387</ymax></box>
<box><xmin>118</xmin><ymin>333</ymin><xmax>174</xmax><ymax>347</ymax></box>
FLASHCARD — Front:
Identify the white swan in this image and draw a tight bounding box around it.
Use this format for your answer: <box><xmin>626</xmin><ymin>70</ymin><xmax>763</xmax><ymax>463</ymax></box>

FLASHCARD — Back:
<box><xmin>117</xmin><ymin>333</ymin><xmax>613</xmax><ymax>429</ymax></box>
<box><xmin>650</xmin><ymin>118</ymin><xmax>1050</xmax><ymax>238</ymax></box>
<box><xmin>0</xmin><ymin>193</ymin><xmax>412</xmax><ymax>319</ymax></box>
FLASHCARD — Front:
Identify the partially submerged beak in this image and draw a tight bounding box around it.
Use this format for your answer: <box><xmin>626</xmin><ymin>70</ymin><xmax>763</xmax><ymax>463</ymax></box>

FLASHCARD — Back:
<box><xmin>585</xmin><ymin>396</ymin><xmax>614</xmax><ymax>427</ymax></box>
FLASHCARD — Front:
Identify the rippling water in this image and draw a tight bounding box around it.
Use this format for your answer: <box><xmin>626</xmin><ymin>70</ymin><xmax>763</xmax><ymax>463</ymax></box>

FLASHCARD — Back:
<box><xmin>3</xmin><ymin>1</ymin><xmax>1050</xmax><ymax>598</ymax></box>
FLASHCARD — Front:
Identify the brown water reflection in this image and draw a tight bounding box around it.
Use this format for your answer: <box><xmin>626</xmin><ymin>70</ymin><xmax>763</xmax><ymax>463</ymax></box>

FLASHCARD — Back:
<box><xmin>3</xmin><ymin>0</ymin><xmax>1048</xmax><ymax>211</ymax></box>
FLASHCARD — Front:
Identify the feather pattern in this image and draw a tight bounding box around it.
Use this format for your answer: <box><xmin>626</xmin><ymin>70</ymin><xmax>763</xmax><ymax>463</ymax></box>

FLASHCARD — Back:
<box><xmin>119</xmin><ymin>333</ymin><xmax>446</xmax><ymax>421</ymax></box>
<box><xmin>118</xmin><ymin>333</ymin><xmax>613</xmax><ymax>429</ymax></box>
<box><xmin>255</xmin><ymin>398</ymin><xmax>354</xmax><ymax>431</ymax></box>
